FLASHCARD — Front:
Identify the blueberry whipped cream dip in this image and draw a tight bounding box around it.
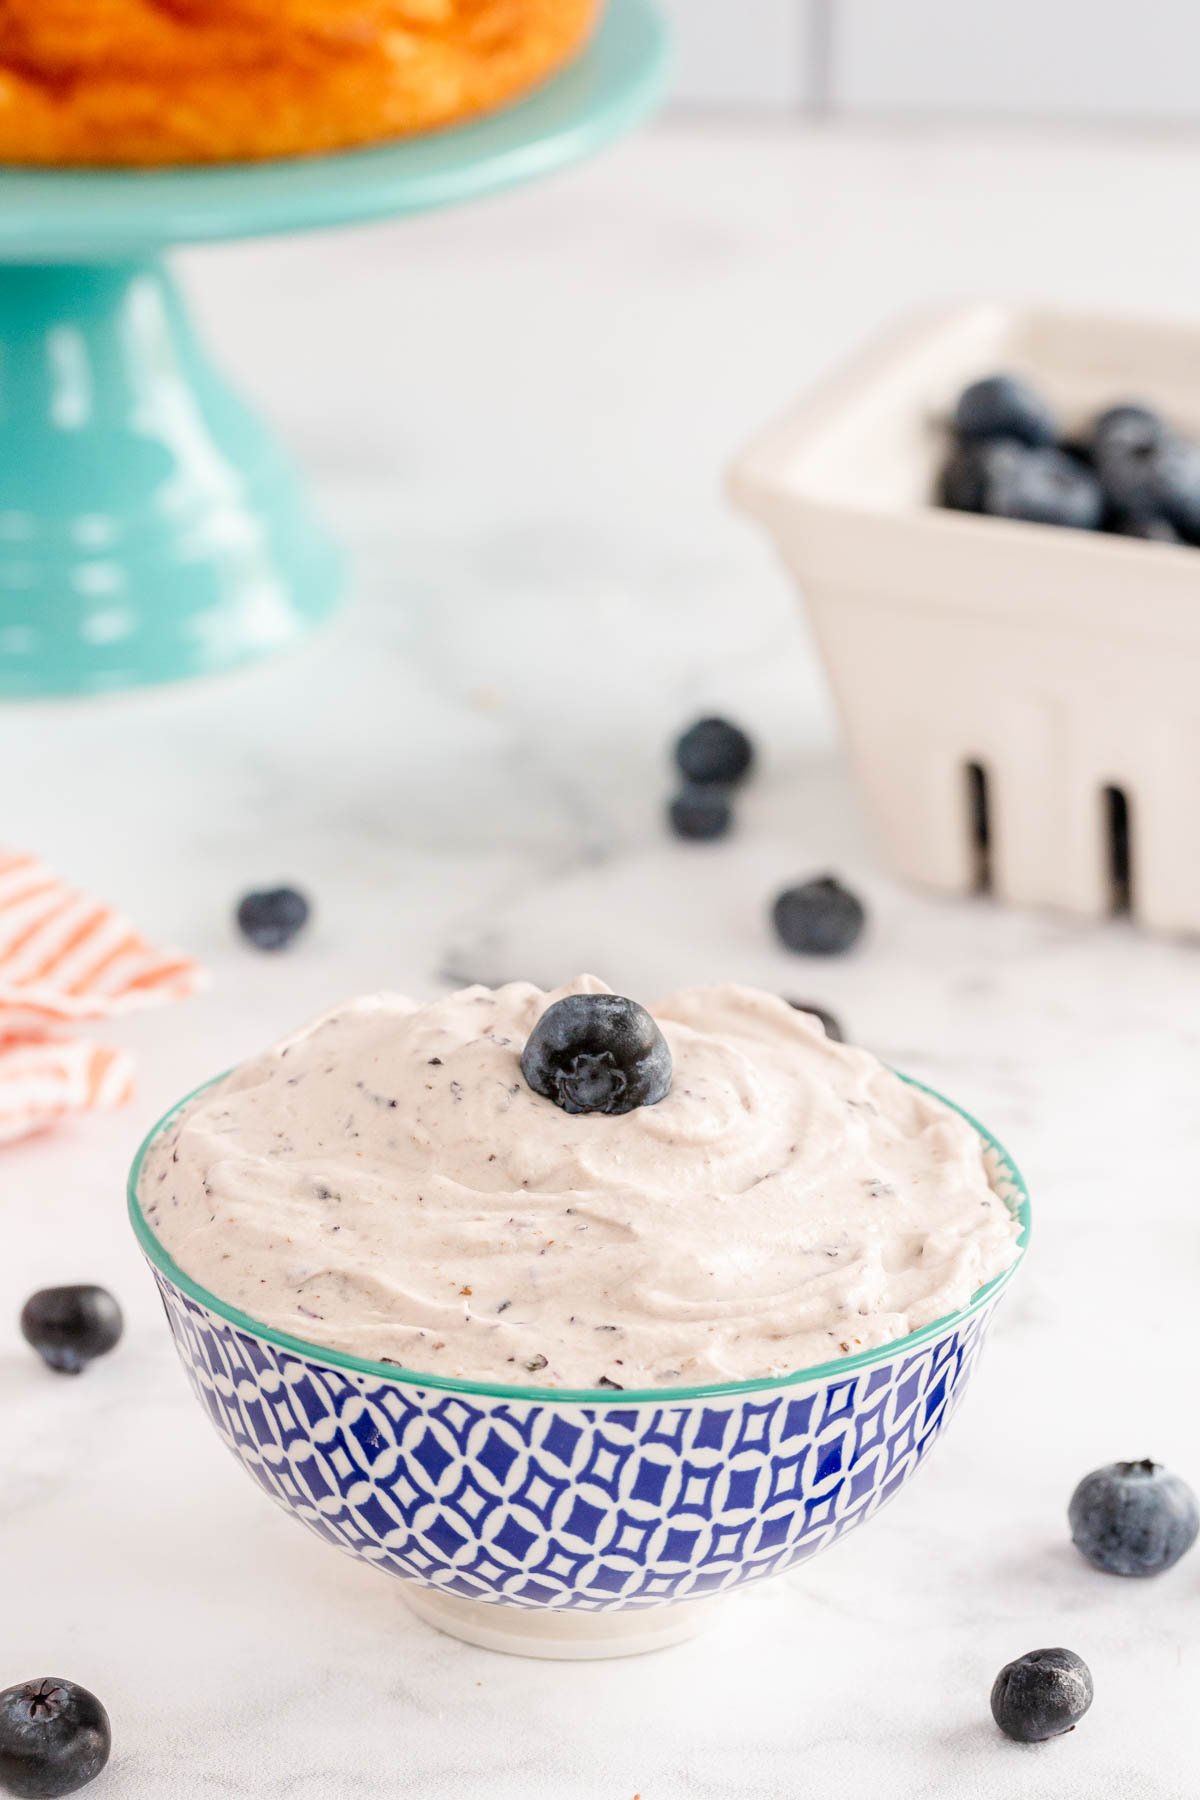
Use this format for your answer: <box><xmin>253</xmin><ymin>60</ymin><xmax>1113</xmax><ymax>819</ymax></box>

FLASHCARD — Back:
<box><xmin>139</xmin><ymin>976</ymin><xmax>1021</xmax><ymax>1389</ymax></box>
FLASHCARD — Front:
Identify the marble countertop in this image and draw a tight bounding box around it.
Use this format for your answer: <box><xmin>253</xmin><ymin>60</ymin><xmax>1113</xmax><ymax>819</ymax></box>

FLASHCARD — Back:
<box><xmin>5</xmin><ymin>119</ymin><xmax>1200</xmax><ymax>1799</ymax></box>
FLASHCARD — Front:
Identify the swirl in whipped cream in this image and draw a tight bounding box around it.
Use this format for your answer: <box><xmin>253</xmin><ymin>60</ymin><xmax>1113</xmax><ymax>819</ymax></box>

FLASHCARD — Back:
<box><xmin>139</xmin><ymin>976</ymin><xmax>1022</xmax><ymax>1388</ymax></box>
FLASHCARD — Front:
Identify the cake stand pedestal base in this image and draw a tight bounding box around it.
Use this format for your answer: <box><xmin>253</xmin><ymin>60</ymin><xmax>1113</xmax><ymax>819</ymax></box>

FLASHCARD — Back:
<box><xmin>402</xmin><ymin>1584</ymin><xmax>727</xmax><ymax>1660</ymax></box>
<box><xmin>0</xmin><ymin>0</ymin><xmax>665</xmax><ymax>696</ymax></box>
<box><xmin>0</xmin><ymin>260</ymin><xmax>340</xmax><ymax>697</ymax></box>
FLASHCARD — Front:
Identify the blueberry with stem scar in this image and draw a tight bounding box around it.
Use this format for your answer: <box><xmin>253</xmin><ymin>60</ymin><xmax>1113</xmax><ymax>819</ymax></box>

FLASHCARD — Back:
<box><xmin>990</xmin><ymin>1648</ymin><xmax>1093</xmax><ymax>1743</ymax></box>
<box><xmin>0</xmin><ymin>1678</ymin><xmax>111</xmax><ymax>1798</ymax></box>
<box><xmin>521</xmin><ymin>993</ymin><xmax>672</xmax><ymax>1116</ymax></box>
<box><xmin>1069</xmin><ymin>1459</ymin><xmax>1199</xmax><ymax>1577</ymax></box>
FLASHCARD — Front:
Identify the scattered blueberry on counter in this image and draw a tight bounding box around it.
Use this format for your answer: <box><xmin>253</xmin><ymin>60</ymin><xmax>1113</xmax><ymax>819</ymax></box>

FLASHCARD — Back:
<box><xmin>784</xmin><ymin>999</ymin><xmax>844</xmax><ymax>1042</ymax></box>
<box><xmin>666</xmin><ymin>716</ymin><xmax>752</xmax><ymax>844</ymax></box>
<box><xmin>1069</xmin><ymin>1459</ymin><xmax>1199</xmax><ymax>1577</ymax></box>
<box><xmin>772</xmin><ymin>876</ymin><xmax>865</xmax><ymax>956</ymax></box>
<box><xmin>521</xmin><ymin>992</ymin><xmax>672</xmax><ymax>1116</ymax></box>
<box><xmin>0</xmin><ymin>1679</ymin><xmax>110</xmax><ymax>1798</ymax></box>
<box><xmin>939</xmin><ymin>375</ymin><xmax>1200</xmax><ymax>544</ymax></box>
<box><xmin>664</xmin><ymin>723</ymin><xmax>868</xmax><ymax>963</ymax></box>
<box><xmin>990</xmin><ymin>1648</ymin><xmax>1093</xmax><ymax>1744</ymax></box>
<box><xmin>673</xmin><ymin>716</ymin><xmax>754</xmax><ymax>787</ymax></box>
<box><xmin>235</xmin><ymin>886</ymin><xmax>310</xmax><ymax>952</ymax></box>
<box><xmin>667</xmin><ymin>784</ymin><xmax>733</xmax><ymax>842</ymax></box>
<box><xmin>20</xmin><ymin>1287</ymin><xmax>122</xmax><ymax>1377</ymax></box>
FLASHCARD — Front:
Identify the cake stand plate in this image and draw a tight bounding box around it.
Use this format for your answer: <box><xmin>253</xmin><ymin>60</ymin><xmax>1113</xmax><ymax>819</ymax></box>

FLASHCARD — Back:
<box><xmin>0</xmin><ymin>0</ymin><xmax>667</xmax><ymax>697</ymax></box>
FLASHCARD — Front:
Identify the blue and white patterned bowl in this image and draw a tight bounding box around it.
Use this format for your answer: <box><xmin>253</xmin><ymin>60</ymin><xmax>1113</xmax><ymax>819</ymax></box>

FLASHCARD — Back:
<box><xmin>128</xmin><ymin>1075</ymin><xmax>1029</xmax><ymax>1659</ymax></box>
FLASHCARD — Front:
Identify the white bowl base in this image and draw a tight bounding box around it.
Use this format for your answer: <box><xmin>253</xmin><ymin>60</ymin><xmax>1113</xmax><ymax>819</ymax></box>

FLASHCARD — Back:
<box><xmin>402</xmin><ymin>1585</ymin><xmax>726</xmax><ymax>1660</ymax></box>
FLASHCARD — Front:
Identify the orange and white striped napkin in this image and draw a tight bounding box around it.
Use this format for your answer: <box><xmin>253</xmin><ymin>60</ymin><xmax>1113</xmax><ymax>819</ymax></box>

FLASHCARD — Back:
<box><xmin>0</xmin><ymin>849</ymin><xmax>204</xmax><ymax>1145</ymax></box>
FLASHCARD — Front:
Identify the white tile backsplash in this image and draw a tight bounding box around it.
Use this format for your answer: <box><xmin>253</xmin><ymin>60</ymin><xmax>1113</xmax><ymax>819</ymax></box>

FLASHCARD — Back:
<box><xmin>831</xmin><ymin>0</ymin><xmax>1200</xmax><ymax>120</ymax></box>
<box><xmin>664</xmin><ymin>0</ymin><xmax>1200</xmax><ymax>121</ymax></box>
<box><xmin>657</xmin><ymin>0</ymin><xmax>816</xmax><ymax>108</ymax></box>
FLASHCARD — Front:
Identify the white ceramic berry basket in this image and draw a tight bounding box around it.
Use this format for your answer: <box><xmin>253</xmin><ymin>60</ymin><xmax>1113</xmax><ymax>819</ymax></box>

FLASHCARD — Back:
<box><xmin>730</xmin><ymin>302</ymin><xmax>1200</xmax><ymax>935</ymax></box>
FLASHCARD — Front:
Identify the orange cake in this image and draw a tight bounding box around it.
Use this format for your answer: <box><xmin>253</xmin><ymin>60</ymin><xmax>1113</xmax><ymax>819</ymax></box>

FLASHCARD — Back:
<box><xmin>0</xmin><ymin>0</ymin><xmax>601</xmax><ymax>166</ymax></box>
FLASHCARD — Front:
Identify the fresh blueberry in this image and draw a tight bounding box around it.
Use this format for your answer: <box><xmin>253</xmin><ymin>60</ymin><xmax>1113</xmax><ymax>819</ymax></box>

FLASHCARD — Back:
<box><xmin>1088</xmin><ymin>402</ymin><xmax>1168</xmax><ymax>463</ymax></box>
<box><xmin>20</xmin><ymin>1287</ymin><xmax>122</xmax><ymax>1376</ymax></box>
<box><xmin>990</xmin><ymin>1648</ymin><xmax>1093</xmax><ymax>1744</ymax></box>
<box><xmin>953</xmin><ymin>374</ymin><xmax>1058</xmax><ymax>448</ymax></box>
<box><xmin>1069</xmin><ymin>1459</ymin><xmax>1199</xmax><ymax>1577</ymax></box>
<box><xmin>668</xmin><ymin>785</ymin><xmax>733</xmax><ymax>842</ymax></box>
<box><xmin>772</xmin><ymin>877</ymin><xmax>865</xmax><ymax>956</ymax></box>
<box><xmin>1110</xmin><ymin>512</ymin><xmax>1184</xmax><ymax>543</ymax></box>
<box><xmin>1096</xmin><ymin>435</ymin><xmax>1200</xmax><ymax>542</ymax></box>
<box><xmin>674</xmin><ymin>717</ymin><xmax>754</xmax><ymax>787</ymax></box>
<box><xmin>1056</xmin><ymin>435</ymin><xmax>1095</xmax><ymax>466</ymax></box>
<box><xmin>939</xmin><ymin>440</ymin><xmax>1014</xmax><ymax>513</ymax></box>
<box><xmin>941</xmin><ymin>442</ymin><xmax>1103</xmax><ymax>531</ymax></box>
<box><xmin>1161</xmin><ymin>444</ymin><xmax>1200</xmax><ymax>541</ymax></box>
<box><xmin>998</xmin><ymin>445</ymin><xmax>1104</xmax><ymax>530</ymax></box>
<box><xmin>785</xmin><ymin>1000</ymin><xmax>843</xmax><ymax>1041</ymax></box>
<box><xmin>521</xmin><ymin>993</ymin><xmax>672</xmax><ymax>1115</ymax></box>
<box><xmin>0</xmin><ymin>1679</ymin><xmax>111</xmax><ymax>1798</ymax></box>
<box><xmin>235</xmin><ymin>886</ymin><xmax>310</xmax><ymax>952</ymax></box>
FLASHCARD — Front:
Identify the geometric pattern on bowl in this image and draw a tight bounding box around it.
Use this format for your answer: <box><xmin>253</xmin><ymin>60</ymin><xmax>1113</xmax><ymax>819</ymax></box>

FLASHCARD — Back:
<box><xmin>155</xmin><ymin>1272</ymin><xmax>995</xmax><ymax>1612</ymax></box>
<box><xmin>133</xmin><ymin>1072</ymin><xmax>1027</xmax><ymax>1655</ymax></box>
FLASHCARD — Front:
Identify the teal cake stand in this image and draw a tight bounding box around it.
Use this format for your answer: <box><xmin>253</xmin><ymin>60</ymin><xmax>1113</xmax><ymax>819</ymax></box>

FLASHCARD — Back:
<box><xmin>0</xmin><ymin>0</ymin><xmax>666</xmax><ymax>697</ymax></box>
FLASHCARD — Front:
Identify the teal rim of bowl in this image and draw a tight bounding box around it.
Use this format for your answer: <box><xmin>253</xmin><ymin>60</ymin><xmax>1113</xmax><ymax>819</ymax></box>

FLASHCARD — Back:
<box><xmin>128</xmin><ymin>1070</ymin><xmax>1030</xmax><ymax>1407</ymax></box>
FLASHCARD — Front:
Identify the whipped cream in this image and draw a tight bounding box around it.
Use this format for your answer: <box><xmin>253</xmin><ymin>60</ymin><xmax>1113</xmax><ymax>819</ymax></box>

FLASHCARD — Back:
<box><xmin>140</xmin><ymin>977</ymin><xmax>1022</xmax><ymax>1388</ymax></box>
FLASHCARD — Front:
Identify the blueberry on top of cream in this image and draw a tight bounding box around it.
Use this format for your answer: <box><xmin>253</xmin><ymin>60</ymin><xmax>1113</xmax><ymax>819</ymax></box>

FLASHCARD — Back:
<box><xmin>520</xmin><ymin>992</ymin><xmax>672</xmax><ymax>1116</ymax></box>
